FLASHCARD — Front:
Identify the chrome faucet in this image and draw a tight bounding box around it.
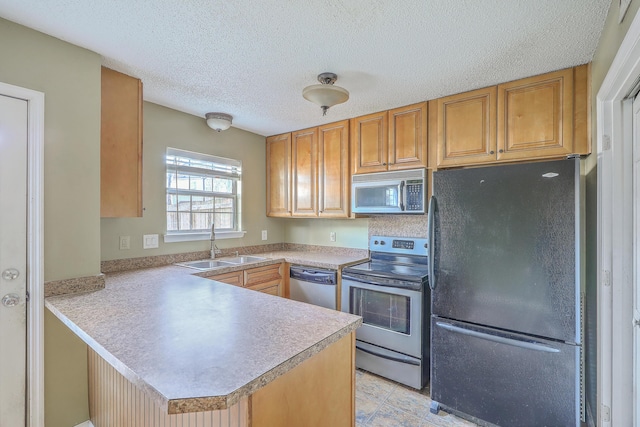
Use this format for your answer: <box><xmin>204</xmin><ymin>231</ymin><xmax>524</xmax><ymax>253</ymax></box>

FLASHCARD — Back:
<box><xmin>210</xmin><ymin>222</ymin><xmax>221</xmax><ymax>259</ymax></box>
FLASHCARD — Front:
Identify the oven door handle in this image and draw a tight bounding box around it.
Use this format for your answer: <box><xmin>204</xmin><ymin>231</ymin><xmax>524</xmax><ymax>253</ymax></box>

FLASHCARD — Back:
<box><xmin>427</xmin><ymin>195</ymin><xmax>436</xmax><ymax>290</ymax></box>
<box><xmin>356</xmin><ymin>343</ymin><xmax>421</xmax><ymax>366</ymax></box>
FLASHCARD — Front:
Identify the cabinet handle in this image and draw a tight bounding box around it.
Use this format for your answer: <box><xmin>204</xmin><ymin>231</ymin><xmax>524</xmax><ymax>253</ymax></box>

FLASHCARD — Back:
<box><xmin>499</xmin><ymin>149</ymin><xmax>504</xmax><ymax>153</ymax></box>
<box><xmin>490</xmin><ymin>151</ymin><xmax>494</xmax><ymax>154</ymax></box>
<box><xmin>382</xmin><ymin>162</ymin><xmax>387</xmax><ymax>166</ymax></box>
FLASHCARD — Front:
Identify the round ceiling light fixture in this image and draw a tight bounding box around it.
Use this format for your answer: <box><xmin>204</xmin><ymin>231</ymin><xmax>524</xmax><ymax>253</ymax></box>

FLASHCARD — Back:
<box><xmin>205</xmin><ymin>112</ymin><xmax>233</xmax><ymax>132</ymax></box>
<box><xmin>302</xmin><ymin>72</ymin><xmax>349</xmax><ymax>116</ymax></box>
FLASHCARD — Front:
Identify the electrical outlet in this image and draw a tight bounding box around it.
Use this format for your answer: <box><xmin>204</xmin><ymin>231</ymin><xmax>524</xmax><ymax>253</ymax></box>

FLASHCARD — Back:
<box><xmin>261</xmin><ymin>230</ymin><xmax>268</xmax><ymax>240</ymax></box>
<box><xmin>143</xmin><ymin>234</ymin><xmax>159</xmax><ymax>249</ymax></box>
<box><xmin>330</xmin><ymin>232</ymin><xmax>336</xmax><ymax>242</ymax></box>
<box><xmin>119</xmin><ymin>236</ymin><xmax>130</xmax><ymax>250</ymax></box>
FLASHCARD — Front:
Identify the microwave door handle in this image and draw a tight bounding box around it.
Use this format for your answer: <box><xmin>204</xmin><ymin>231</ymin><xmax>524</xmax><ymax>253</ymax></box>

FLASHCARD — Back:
<box><xmin>399</xmin><ymin>181</ymin><xmax>405</xmax><ymax>211</ymax></box>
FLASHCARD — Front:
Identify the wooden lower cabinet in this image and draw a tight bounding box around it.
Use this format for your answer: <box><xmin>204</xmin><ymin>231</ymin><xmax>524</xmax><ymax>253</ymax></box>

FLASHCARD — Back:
<box><xmin>208</xmin><ymin>263</ymin><xmax>284</xmax><ymax>296</ymax></box>
<box><xmin>251</xmin><ymin>332</ymin><xmax>356</xmax><ymax>427</ymax></box>
<box><xmin>87</xmin><ymin>332</ymin><xmax>356</xmax><ymax>427</ymax></box>
<box><xmin>208</xmin><ymin>270</ymin><xmax>243</xmax><ymax>287</ymax></box>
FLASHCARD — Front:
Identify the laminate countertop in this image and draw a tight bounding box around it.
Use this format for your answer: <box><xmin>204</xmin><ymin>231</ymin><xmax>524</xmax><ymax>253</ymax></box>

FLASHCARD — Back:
<box><xmin>45</xmin><ymin>259</ymin><xmax>363</xmax><ymax>414</ymax></box>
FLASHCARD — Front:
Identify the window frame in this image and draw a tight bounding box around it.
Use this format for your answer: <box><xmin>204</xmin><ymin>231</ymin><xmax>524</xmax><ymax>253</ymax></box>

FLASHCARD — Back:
<box><xmin>164</xmin><ymin>147</ymin><xmax>245</xmax><ymax>242</ymax></box>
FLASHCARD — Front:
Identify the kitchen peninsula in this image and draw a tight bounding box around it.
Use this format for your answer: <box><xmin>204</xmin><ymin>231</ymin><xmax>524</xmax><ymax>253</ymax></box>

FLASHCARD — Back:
<box><xmin>45</xmin><ymin>263</ymin><xmax>362</xmax><ymax>427</ymax></box>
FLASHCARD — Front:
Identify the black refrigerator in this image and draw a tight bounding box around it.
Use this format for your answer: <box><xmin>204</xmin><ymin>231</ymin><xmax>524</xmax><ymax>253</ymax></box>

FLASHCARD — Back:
<box><xmin>428</xmin><ymin>158</ymin><xmax>583</xmax><ymax>427</ymax></box>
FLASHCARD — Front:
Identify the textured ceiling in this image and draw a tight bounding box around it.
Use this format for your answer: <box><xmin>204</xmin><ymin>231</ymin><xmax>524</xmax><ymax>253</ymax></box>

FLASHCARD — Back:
<box><xmin>0</xmin><ymin>0</ymin><xmax>610</xmax><ymax>136</ymax></box>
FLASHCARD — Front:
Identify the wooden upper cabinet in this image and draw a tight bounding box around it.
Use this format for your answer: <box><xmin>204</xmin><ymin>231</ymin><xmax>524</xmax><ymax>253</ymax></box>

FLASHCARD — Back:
<box><xmin>291</xmin><ymin>128</ymin><xmax>318</xmax><ymax>217</ymax></box>
<box><xmin>266</xmin><ymin>133</ymin><xmax>292</xmax><ymax>217</ymax></box>
<box><xmin>100</xmin><ymin>67</ymin><xmax>143</xmax><ymax>217</ymax></box>
<box><xmin>388</xmin><ymin>102</ymin><xmax>428</xmax><ymax>171</ymax></box>
<box><xmin>429</xmin><ymin>87</ymin><xmax>497</xmax><ymax>168</ymax></box>
<box><xmin>429</xmin><ymin>64</ymin><xmax>591</xmax><ymax>169</ymax></box>
<box><xmin>318</xmin><ymin>120</ymin><xmax>350</xmax><ymax>218</ymax></box>
<box><xmin>497</xmin><ymin>67</ymin><xmax>574</xmax><ymax>161</ymax></box>
<box><xmin>351</xmin><ymin>111</ymin><xmax>388</xmax><ymax>174</ymax></box>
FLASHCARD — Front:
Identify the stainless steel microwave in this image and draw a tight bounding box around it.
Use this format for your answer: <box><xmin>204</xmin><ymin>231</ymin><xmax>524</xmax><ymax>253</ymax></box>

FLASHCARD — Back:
<box><xmin>351</xmin><ymin>168</ymin><xmax>426</xmax><ymax>214</ymax></box>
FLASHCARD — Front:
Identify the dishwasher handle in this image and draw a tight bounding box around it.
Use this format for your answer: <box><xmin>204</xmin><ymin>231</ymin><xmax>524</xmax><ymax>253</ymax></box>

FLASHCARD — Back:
<box><xmin>289</xmin><ymin>266</ymin><xmax>337</xmax><ymax>285</ymax></box>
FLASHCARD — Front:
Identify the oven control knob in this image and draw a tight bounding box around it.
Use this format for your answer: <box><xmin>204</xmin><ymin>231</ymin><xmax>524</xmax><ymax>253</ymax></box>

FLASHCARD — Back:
<box><xmin>374</xmin><ymin>240</ymin><xmax>379</xmax><ymax>245</ymax></box>
<box><xmin>380</xmin><ymin>241</ymin><xmax>386</xmax><ymax>245</ymax></box>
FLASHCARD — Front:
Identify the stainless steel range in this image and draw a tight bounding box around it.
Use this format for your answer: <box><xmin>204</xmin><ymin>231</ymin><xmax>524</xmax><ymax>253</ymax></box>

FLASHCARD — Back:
<box><xmin>341</xmin><ymin>235</ymin><xmax>429</xmax><ymax>389</ymax></box>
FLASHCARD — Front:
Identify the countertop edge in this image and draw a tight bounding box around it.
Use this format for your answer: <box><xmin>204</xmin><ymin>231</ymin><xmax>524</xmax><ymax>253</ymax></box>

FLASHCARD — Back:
<box><xmin>166</xmin><ymin>319</ymin><xmax>362</xmax><ymax>414</ymax></box>
<box><xmin>46</xmin><ymin>289</ymin><xmax>362</xmax><ymax>413</ymax></box>
<box><xmin>45</xmin><ymin>300</ymin><xmax>172</xmax><ymax>412</ymax></box>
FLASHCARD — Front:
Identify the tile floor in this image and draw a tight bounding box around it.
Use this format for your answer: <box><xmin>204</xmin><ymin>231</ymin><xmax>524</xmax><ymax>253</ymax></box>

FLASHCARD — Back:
<box><xmin>355</xmin><ymin>369</ymin><xmax>477</xmax><ymax>427</ymax></box>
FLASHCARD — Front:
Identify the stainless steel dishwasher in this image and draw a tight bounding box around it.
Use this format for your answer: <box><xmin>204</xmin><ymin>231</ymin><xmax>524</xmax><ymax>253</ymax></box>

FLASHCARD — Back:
<box><xmin>289</xmin><ymin>266</ymin><xmax>337</xmax><ymax>310</ymax></box>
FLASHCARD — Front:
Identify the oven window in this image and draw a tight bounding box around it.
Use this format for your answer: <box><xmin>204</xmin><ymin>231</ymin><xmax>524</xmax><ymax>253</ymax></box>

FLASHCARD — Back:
<box><xmin>350</xmin><ymin>287</ymin><xmax>410</xmax><ymax>334</ymax></box>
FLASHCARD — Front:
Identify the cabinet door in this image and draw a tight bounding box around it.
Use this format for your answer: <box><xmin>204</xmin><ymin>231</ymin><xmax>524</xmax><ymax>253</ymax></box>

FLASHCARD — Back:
<box><xmin>101</xmin><ymin>67</ymin><xmax>143</xmax><ymax>217</ymax></box>
<box><xmin>429</xmin><ymin>87</ymin><xmax>497</xmax><ymax>168</ymax></box>
<box><xmin>318</xmin><ymin>120</ymin><xmax>350</xmax><ymax>218</ymax></box>
<box><xmin>266</xmin><ymin>133</ymin><xmax>292</xmax><ymax>217</ymax></box>
<box><xmin>388</xmin><ymin>102</ymin><xmax>428</xmax><ymax>170</ymax></box>
<box><xmin>497</xmin><ymin>68</ymin><xmax>573</xmax><ymax>161</ymax></box>
<box><xmin>351</xmin><ymin>112</ymin><xmax>388</xmax><ymax>174</ymax></box>
<box><xmin>292</xmin><ymin>128</ymin><xmax>318</xmax><ymax>217</ymax></box>
<box><xmin>244</xmin><ymin>264</ymin><xmax>283</xmax><ymax>296</ymax></box>
<box><xmin>208</xmin><ymin>271</ymin><xmax>243</xmax><ymax>287</ymax></box>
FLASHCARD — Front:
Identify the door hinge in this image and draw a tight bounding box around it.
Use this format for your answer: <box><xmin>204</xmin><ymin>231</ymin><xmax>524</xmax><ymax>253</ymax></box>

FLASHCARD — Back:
<box><xmin>602</xmin><ymin>270</ymin><xmax>611</xmax><ymax>287</ymax></box>
<box><xmin>603</xmin><ymin>135</ymin><xmax>612</xmax><ymax>151</ymax></box>
<box><xmin>25</xmin><ymin>290</ymin><xmax>29</xmax><ymax>303</ymax></box>
<box><xmin>634</xmin><ymin>310</ymin><xmax>640</xmax><ymax>328</ymax></box>
<box><xmin>601</xmin><ymin>404</ymin><xmax>611</xmax><ymax>423</ymax></box>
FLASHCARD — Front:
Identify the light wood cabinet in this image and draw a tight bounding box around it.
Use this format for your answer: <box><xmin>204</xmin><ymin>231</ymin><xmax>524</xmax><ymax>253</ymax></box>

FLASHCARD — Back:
<box><xmin>207</xmin><ymin>270</ymin><xmax>243</xmax><ymax>287</ymax></box>
<box><xmin>244</xmin><ymin>263</ymin><xmax>284</xmax><ymax>295</ymax></box>
<box><xmin>318</xmin><ymin>120</ymin><xmax>350</xmax><ymax>218</ymax></box>
<box><xmin>267</xmin><ymin>121</ymin><xmax>351</xmax><ymax>218</ymax></box>
<box><xmin>429</xmin><ymin>64</ymin><xmax>590</xmax><ymax>168</ymax></box>
<box><xmin>429</xmin><ymin>87</ymin><xmax>497</xmax><ymax>167</ymax></box>
<box><xmin>497</xmin><ymin>67</ymin><xmax>574</xmax><ymax>161</ymax></box>
<box><xmin>252</xmin><ymin>332</ymin><xmax>355</xmax><ymax>427</ymax></box>
<box><xmin>352</xmin><ymin>103</ymin><xmax>427</xmax><ymax>174</ymax></box>
<box><xmin>351</xmin><ymin>111</ymin><xmax>388</xmax><ymax>174</ymax></box>
<box><xmin>100</xmin><ymin>67</ymin><xmax>143</xmax><ymax>217</ymax></box>
<box><xmin>208</xmin><ymin>263</ymin><xmax>284</xmax><ymax>297</ymax></box>
<box><xmin>388</xmin><ymin>103</ymin><xmax>428</xmax><ymax>170</ymax></box>
<box><xmin>266</xmin><ymin>133</ymin><xmax>292</xmax><ymax>217</ymax></box>
<box><xmin>291</xmin><ymin>128</ymin><xmax>318</xmax><ymax>217</ymax></box>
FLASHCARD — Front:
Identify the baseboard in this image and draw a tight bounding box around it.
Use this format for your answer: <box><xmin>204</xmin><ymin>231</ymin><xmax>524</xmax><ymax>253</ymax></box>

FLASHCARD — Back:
<box><xmin>73</xmin><ymin>421</ymin><xmax>94</xmax><ymax>427</ymax></box>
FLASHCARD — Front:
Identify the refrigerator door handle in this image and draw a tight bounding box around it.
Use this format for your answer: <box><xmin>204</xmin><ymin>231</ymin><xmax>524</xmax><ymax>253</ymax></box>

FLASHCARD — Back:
<box><xmin>427</xmin><ymin>196</ymin><xmax>436</xmax><ymax>290</ymax></box>
<box><xmin>435</xmin><ymin>322</ymin><xmax>561</xmax><ymax>353</ymax></box>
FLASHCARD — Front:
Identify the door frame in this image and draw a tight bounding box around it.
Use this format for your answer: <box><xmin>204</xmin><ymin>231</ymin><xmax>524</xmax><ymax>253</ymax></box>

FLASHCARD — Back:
<box><xmin>597</xmin><ymin>9</ymin><xmax>640</xmax><ymax>427</ymax></box>
<box><xmin>0</xmin><ymin>81</ymin><xmax>45</xmax><ymax>427</ymax></box>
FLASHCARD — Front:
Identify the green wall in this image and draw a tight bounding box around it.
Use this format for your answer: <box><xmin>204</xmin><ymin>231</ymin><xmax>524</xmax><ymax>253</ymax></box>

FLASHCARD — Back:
<box><xmin>0</xmin><ymin>17</ymin><xmax>100</xmax><ymax>427</ymax></box>
<box><xmin>100</xmin><ymin>102</ymin><xmax>286</xmax><ymax>260</ymax></box>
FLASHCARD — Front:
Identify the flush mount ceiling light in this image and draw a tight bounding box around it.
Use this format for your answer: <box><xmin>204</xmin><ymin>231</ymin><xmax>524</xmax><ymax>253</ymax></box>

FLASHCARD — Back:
<box><xmin>302</xmin><ymin>72</ymin><xmax>349</xmax><ymax>116</ymax></box>
<box><xmin>205</xmin><ymin>112</ymin><xmax>233</xmax><ymax>132</ymax></box>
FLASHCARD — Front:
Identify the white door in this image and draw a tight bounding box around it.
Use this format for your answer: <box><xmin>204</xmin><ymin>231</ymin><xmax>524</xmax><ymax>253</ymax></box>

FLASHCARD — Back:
<box><xmin>0</xmin><ymin>94</ymin><xmax>28</xmax><ymax>425</ymax></box>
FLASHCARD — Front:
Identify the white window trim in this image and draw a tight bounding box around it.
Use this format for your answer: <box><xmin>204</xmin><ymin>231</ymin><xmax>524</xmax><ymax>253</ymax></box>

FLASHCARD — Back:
<box><xmin>163</xmin><ymin>230</ymin><xmax>246</xmax><ymax>243</ymax></box>
<box><xmin>165</xmin><ymin>147</ymin><xmax>243</xmax><ymax>237</ymax></box>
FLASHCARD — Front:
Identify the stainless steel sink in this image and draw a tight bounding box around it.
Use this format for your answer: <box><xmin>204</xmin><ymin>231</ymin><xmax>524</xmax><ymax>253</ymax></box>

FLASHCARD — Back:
<box><xmin>176</xmin><ymin>260</ymin><xmax>235</xmax><ymax>270</ymax></box>
<box><xmin>223</xmin><ymin>256</ymin><xmax>267</xmax><ymax>264</ymax></box>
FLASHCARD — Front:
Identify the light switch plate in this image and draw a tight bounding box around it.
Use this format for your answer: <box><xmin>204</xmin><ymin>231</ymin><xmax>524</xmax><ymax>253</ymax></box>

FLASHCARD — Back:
<box><xmin>261</xmin><ymin>230</ymin><xmax>267</xmax><ymax>240</ymax></box>
<box><xmin>143</xmin><ymin>234</ymin><xmax>159</xmax><ymax>249</ymax></box>
<box><xmin>330</xmin><ymin>232</ymin><xmax>336</xmax><ymax>242</ymax></box>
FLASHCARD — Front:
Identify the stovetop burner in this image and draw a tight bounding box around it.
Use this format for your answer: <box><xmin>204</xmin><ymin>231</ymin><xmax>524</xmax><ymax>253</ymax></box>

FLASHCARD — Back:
<box><xmin>343</xmin><ymin>236</ymin><xmax>429</xmax><ymax>285</ymax></box>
